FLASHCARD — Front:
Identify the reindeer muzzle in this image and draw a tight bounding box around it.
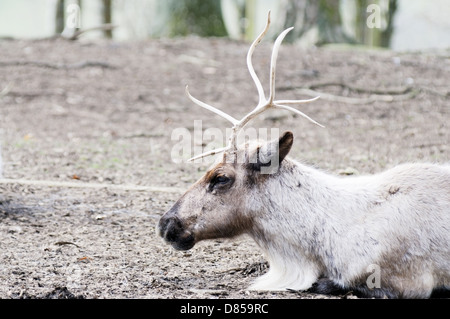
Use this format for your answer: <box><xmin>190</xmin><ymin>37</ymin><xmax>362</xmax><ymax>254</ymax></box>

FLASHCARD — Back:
<box><xmin>158</xmin><ymin>214</ymin><xmax>196</xmax><ymax>251</ymax></box>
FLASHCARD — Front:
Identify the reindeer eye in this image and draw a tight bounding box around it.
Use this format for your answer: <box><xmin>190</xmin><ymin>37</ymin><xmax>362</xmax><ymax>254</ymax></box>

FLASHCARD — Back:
<box><xmin>208</xmin><ymin>174</ymin><xmax>233</xmax><ymax>192</ymax></box>
<box><xmin>215</xmin><ymin>175</ymin><xmax>230</xmax><ymax>184</ymax></box>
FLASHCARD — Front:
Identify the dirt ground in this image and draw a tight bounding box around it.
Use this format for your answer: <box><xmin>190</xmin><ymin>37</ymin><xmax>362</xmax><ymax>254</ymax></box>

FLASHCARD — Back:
<box><xmin>0</xmin><ymin>36</ymin><xmax>448</xmax><ymax>299</ymax></box>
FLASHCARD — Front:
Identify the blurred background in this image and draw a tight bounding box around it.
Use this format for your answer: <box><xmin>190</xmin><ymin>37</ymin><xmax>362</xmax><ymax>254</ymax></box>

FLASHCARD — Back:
<box><xmin>0</xmin><ymin>0</ymin><xmax>449</xmax><ymax>51</ymax></box>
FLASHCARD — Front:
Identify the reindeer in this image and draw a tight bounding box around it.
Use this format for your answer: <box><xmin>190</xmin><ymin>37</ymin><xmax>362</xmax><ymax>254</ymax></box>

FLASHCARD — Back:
<box><xmin>158</xmin><ymin>12</ymin><xmax>450</xmax><ymax>298</ymax></box>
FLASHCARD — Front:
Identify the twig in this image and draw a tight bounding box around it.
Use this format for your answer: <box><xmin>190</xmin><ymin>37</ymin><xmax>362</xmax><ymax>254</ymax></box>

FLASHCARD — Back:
<box><xmin>122</xmin><ymin>133</ymin><xmax>164</xmax><ymax>139</ymax></box>
<box><xmin>306</xmin><ymin>81</ymin><xmax>413</xmax><ymax>95</ymax></box>
<box><xmin>64</xmin><ymin>24</ymin><xmax>118</xmax><ymax>41</ymax></box>
<box><xmin>278</xmin><ymin>81</ymin><xmax>419</xmax><ymax>104</ymax></box>
<box><xmin>38</xmin><ymin>24</ymin><xmax>118</xmax><ymax>41</ymax></box>
<box><xmin>295</xmin><ymin>88</ymin><xmax>418</xmax><ymax>104</ymax></box>
<box><xmin>54</xmin><ymin>241</ymin><xmax>81</xmax><ymax>248</ymax></box>
<box><xmin>0</xmin><ymin>178</ymin><xmax>184</xmax><ymax>193</ymax></box>
<box><xmin>0</xmin><ymin>83</ymin><xmax>12</xmax><ymax>97</ymax></box>
<box><xmin>0</xmin><ymin>60</ymin><xmax>116</xmax><ymax>70</ymax></box>
<box><xmin>419</xmin><ymin>86</ymin><xmax>450</xmax><ymax>98</ymax></box>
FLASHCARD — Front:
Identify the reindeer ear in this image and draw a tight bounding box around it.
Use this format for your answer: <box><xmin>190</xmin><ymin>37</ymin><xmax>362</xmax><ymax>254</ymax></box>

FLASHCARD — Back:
<box><xmin>278</xmin><ymin>131</ymin><xmax>294</xmax><ymax>162</ymax></box>
<box><xmin>248</xmin><ymin>131</ymin><xmax>293</xmax><ymax>173</ymax></box>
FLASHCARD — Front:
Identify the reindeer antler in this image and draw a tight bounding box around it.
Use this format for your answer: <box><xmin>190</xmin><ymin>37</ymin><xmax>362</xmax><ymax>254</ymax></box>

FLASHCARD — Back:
<box><xmin>186</xmin><ymin>11</ymin><xmax>323</xmax><ymax>162</ymax></box>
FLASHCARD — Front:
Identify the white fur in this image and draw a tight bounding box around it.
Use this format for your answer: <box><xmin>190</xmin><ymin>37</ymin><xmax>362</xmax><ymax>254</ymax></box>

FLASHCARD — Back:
<box><xmin>245</xmin><ymin>160</ymin><xmax>450</xmax><ymax>297</ymax></box>
<box><xmin>250</xmin><ymin>249</ymin><xmax>320</xmax><ymax>290</ymax></box>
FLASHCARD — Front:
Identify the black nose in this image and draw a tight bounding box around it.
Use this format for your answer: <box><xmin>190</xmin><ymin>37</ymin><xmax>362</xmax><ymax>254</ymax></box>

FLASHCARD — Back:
<box><xmin>158</xmin><ymin>214</ymin><xmax>195</xmax><ymax>251</ymax></box>
<box><xmin>158</xmin><ymin>200</ymin><xmax>181</xmax><ymax>236</ymax></box>
<box><xmin>158</xmin><ymin>215</ymin><xmax>183</xmax><ymax>242</ymax></box>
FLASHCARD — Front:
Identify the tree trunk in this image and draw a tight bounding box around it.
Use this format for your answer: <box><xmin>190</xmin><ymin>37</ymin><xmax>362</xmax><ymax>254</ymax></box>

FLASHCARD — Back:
<box><xmin>317</xmin><ymin>0</ymin><xmax>353</xmax><ymax>44</ymax></box>
<box><xmin>102</xmin><ymin>0</ymin><xmax>113</xmax><ymax>38</ymax></box>
<box><xmin>281</xmin><ymin>0</ymin><xmax>353</xmax><ymax>45</ymax></box>
<box><xmin>55</xmin><ymin>0</ymin><xmax>65</xmax><ymax>34</ymax></box>
<box><xmin>355</xmin><ymin>0</ymin><xmax>397</xmax><ymax>47</ymax></box>
<box><xmin>380</xmin><ymin>0</ymin><xmax>397</xmax><ymax>47</ymax></box>
<box><xmin>168</xmin><ymin>0</ymin><xmax>227</xmax><ymax>37</ymax></box>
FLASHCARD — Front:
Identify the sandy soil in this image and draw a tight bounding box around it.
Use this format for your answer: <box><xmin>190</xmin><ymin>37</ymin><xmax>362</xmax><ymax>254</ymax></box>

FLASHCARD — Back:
<box><xmin>0</xmin><ymin>36</ymin><xmax>448</xmax><ymax>299</ymax></box>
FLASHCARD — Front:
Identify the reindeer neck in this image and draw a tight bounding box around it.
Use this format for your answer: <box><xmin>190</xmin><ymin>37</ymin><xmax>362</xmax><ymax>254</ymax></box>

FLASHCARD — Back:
<box><xmin>247</xmin><ymin>158</ymin><xmax>378</xmax><ymax>277</ymax></box>
<box><xmin>269</xmin><ymin>157</ymin><xmax>374</xmax><ymax>218</ymax></box>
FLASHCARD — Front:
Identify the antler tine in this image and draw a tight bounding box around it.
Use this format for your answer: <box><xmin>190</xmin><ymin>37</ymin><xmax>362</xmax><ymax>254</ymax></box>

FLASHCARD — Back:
<box><xmin>188</xmin><ymin>146</ymin><xmax>229</xmax><ymax>162</ymax></box>
<box><xmin>274</xmin><ymin>96</ymin><xmax>320</xmax><ymax>105</ymax></box>
<box><xmin>275</xmin><ymin>101</ymin><xmax>324</xmax><ymax>128</ymax></box>
<box><xmin>247</xmin><ymin>10</ymin><xmax>271</xmax><ymax>105</ymax></box>
<box><xmin>185</xmin><ymin>85</ymin><xmax>238</xmax><ymax>125</ymax></box>
<box><xmin>274</xmin><ymin>96</ymin><xmax>324</xmax><ymax>127</ymax></box>
<box><xmin>267</xmin><ymin>26</ymin><xmax>294</xmax><ymax>104</ymax></box>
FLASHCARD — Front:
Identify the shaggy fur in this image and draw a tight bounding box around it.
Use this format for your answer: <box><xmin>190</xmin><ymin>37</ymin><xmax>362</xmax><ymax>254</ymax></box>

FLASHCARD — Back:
<box><xmin>247</xmin><ymin>158</ymin><xmax>450</xmax><ymax>298</ymax></box>
<box><xmin>158</xmin><ymin>132</ymin><xmax>450</xmax><ymax>298</ymax></box>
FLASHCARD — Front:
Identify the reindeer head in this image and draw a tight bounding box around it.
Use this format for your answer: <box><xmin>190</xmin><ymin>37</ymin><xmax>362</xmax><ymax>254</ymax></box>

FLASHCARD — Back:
<box><xmin>158</xmin><ymin>11</ymin><xmax>322</xmax><ymax>251</ymax></box>
<box><xmin>158</xmin><ymin>131</ymin><xmax>295</xmax><ymax>250</ymax></box>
